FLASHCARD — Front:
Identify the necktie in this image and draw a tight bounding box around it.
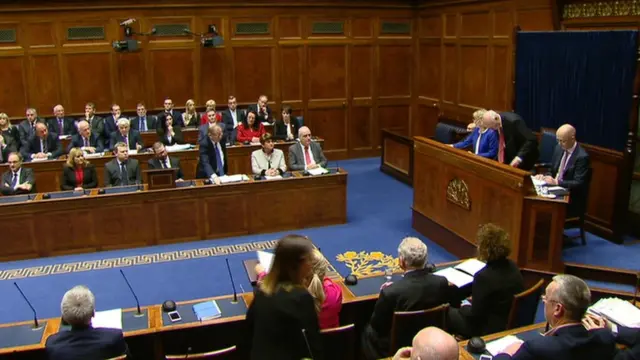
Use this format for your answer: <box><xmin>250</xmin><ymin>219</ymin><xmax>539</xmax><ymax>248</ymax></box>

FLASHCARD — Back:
<box><xmin>164</xmin><ymin>159</ymin><xmax>169</xmax><ymax>169</ymax></box>
<box><xmin>304</xmin><ymin>146</ymin><xmax>313</xmax><ymax>165</ymax></box>
<box><xmin>124</xmin><ymin>136</ymin><xmax>129</xmax><ymax>148</ymax></box>
<box><xmin>58</xmin><ymin>119</ymin><xmax>64</xmax><ymax>135</ymax></box>
<box><xmin>140</xmin><ymin>117</ymin><xmax>146</xmax><ymax>132</ymax></box>
<box><xmin>83</xmin><ymin>137</ymin><xmax>89</xmax><ymax>147</ymax></box>
<box><xmin>41</xmin><ymin>139</ymin><xmax>46</xmax><ymax>153</ymax></box>
<box><xmin>10</xmin><ymin>172</ymin><xmax>17</xmax><ymax>188</ymax></box>
<box><xmin>215</xmin><ymin>143</ymin><xmax>224</xmax><ymax>176</ymax></box>
<box><xmin>29</xmin><ymin>123</ymin><xmax>35</xmax><ymax>136</ymax></box>
<box><xmin>557</xmin><ymin>151</ymin><xmax>570</xmax><ymax>183</ymax></box>
<box><xmin>120</xmin><ymin>163</ymin><xmax>129</xmax><ymax>185</ymax></box>
<box><xmin>498</xmin><ymin>129</ymin><xmax>505</xmax><ymax>163</ymax></box>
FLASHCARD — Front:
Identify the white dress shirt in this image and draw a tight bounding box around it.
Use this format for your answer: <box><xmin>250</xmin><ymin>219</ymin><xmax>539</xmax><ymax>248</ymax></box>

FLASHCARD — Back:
<box><xmin>474</xmin><ymin>128</ymin><xmax>488</xmax><ymax>154</ymax></box>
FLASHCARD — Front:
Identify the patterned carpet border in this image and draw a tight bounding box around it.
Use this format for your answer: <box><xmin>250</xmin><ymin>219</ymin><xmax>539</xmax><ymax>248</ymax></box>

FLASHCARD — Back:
<box><xmin>0</xmin><ymin>239</ymin><xmax>340</xmax><ymax>281</ymax></box>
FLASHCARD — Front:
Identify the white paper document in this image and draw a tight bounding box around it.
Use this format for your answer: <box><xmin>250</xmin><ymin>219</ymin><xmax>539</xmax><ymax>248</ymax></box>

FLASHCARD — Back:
<box><xmin>264</xmin><ymin>175</ymin><xmax>282</xmax><ymax>180</ymax></box>
<box><xmin>166</xmin><ymin>144</ymin><xmax>193</xmax><ymax>152</ymax></box>
<box><xmin>486</xmin><ymin>335</ymin><xmax>523</xmax><ymax>356</ymax></box>
<box><xmin>219</xmin><ymin>174</ymin><xmax>249</xmax><ymax>184</ymax></box>
<box><xmin>128</xmin><ymin>149</ymin><xmax>138</xmax><ymax>155</ymax></box>
<box><xmin>433</xmin><ymin>267</ymin><xmax>474</xmax><ymax>287</ymax></box>
<box><xmin>307</xmin><ymin>167</ymin><xmax>329</xmax><ymax>176</ymax></box>
<box><xmin>30</xmin><ymin>157</ymin><xmax>49</xmax><ymax>162</ymax></box>
<box><xmin>257</xmin><ymin>250</ymin><xmax>274</xmax><ymax>272</ymax></box>
<box><xmin>454</xmin><ymin>258</ymin><xmax>486</xmax><ymax>276</ymax></box>
<box><xmin>530</xmin><ymin>176</ymin><xmax>546</xmax><ymax>186</ymax></box>
<box><xmin>547</xmin><ymin>186</ymin><xmax>566</xmax><ymax>191</ymax></box>
<box><xmin>84</xmin><ymin>152</ymin><xmax>104</xmax><ymax>159</ymax></box>
<box><xmin>588</xmin><ymin>298</ymin><xmax>640</xmax><ymax>328</ymax></box>
<box><xmin>91</xmin><ymin>308</ymin><xmax>123</xmax><ymax>330</ymax></box>
<box><xmin>58</xmin><ymin>135</ymin><xmax>71</xmax><ymax>140</ymax></box>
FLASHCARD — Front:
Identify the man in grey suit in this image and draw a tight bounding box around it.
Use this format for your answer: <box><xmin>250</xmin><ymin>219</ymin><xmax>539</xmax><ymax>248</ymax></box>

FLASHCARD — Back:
<box><xmin>104</xmin><ymin>142</ymin><xmax>141</xmax><ymax>187</ymax></box>
<box><xmin>288</xmin><ymin>126</ymin><xmax>327</xmax><ymax>171</ymax></box>
<box><xmin>1</xmin><ymin>152</ymin><xmax>35</xmax><ymax>195</ymax></box>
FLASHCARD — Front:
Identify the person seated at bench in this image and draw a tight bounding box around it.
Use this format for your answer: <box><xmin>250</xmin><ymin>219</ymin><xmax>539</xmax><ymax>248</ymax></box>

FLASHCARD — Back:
<box><xmin>68</xmin><ymin>120</ymin><xmax>104</xmax><ymax>154</ymax></box>
<box><xmin>21</xmin><ymin>122</ymin><xmax>63</xmax><ymax>161</ymax></box>
<box><xmin>237</xmin><ymin>111</ymin><xmax>266</xmax><ymax>144</ymax></box>
<box><xmin>157</xmin><ymin>113</ymin><xmax>184</xmax><ymax>146</ymax></box>
<box><xmin>104</xmin><ymin>142</ymin><xmax>141</xmax><ymax>187</ymax></box>
<box><xmin>251</xmin><ymin>133</ymin><xmax>286</xmax><ymax>176</ymax></box>
<box><xmin>392</xmin><ymin>327</ymin><xmax>458</xmax><ymax>360</ymax></box>
<box><xmin>61</xmin><ymin>147</ymin><xmax>98</xmax><ymax>191</ymax></box>
<box><xmin>450</xmin><ymin>109</ymin><xmax>498</xmax><ymax>160</ymax></box>
<box><xmin>583</xmin><ymin>314</ymin><xmax>640</xmax><ymax>360</ymax></box>
<box><xmin>1</xmin><ymin>152</ymin><xmax>35</xmax><ymax>195</ymax></box>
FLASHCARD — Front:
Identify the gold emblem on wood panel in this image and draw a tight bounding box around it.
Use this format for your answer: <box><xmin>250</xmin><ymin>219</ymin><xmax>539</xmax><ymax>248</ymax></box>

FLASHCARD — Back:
<box><xmin>564</xmin><ymin>0</ymin><xmax>640</xmax><ymax>19</ymax></box>
<box><xmin>446</xmin><ymin>178</ymin><xmax>471</xmax><ymax>210</ymax></box>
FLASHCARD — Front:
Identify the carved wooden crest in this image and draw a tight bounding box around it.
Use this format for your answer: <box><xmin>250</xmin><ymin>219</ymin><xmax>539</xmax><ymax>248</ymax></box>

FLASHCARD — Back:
<box><xmin>446</xmin><ymin>178</ymin><xmax>470</xmax><ymax>210</ymax></box>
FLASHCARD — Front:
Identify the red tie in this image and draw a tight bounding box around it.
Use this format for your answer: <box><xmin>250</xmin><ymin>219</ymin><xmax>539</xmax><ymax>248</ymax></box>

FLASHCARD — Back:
<box><xmin>498</xmin><ymin>129</ymin><xmax>505</xmax><ymax>163</ymax></box>
<box><xmin>304</xmin><ymin>146</ymin><xmax>313</xmax><ymax>165</ymax></box>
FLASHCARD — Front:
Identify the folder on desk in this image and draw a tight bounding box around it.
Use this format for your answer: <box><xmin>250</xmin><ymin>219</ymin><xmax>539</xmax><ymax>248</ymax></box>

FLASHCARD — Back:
<box><xmin>193</xmin><ymin>300</ymin><xmax>222</xmax><ymax>321</ymax></box>
<box><xmin>454</xmin><ymin>258</ymin><xmax>486</xmax><ymax>276</ymax></box>
<box><xmin>433</xmin><ymin>259</ymin><xmax>486</xmax><ymax>287</ymax></box>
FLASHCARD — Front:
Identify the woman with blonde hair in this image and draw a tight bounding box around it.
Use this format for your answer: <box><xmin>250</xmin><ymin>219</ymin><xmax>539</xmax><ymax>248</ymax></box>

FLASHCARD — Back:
<box><xmin>61</xmin><ymin>147</ymin><xmax>98</xmax><ymax>191</ymax></box>
<box><xmin>247</xmin><ymin>235</ymin><xmax>323</xmax><ymax>360</ymax></box>
<box><xmin>0</xmin><ymin>112</ymin><xmax>20</xmax><ymax>152</ymax></box>
<box><xmin>306</xmin><ymin>249</ymin><xmax>343</xmax><ymax>329</ymax></box>
<box><xmin>200</xmin><ymin>99</ymin><xmax>221</xmax><ymax>125</ymax></box>
<box><xmin>181</xmin><ymin>99</ymin><xmax>200</xmax><ymax>128</ymax></box>
<box><xmin>451</xmin><ymin>109</ymin><xmax>498</xmax><ymax>159</ymax></box>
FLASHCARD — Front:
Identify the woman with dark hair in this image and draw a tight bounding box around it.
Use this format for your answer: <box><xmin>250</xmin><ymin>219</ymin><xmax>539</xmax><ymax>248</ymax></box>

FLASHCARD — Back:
<box><xmin>236</xmin><ymin>111</ymin><xmax>265</xmax><ymax>144</ymax></box>
<box><xmin>157</xmin><ymin>113</ymin><xmax>184</xmax><ymax>146</ymax></box>
<box><xmin>246</xmin><ymin>235</ymin><xmax>324</xmax><ymax>360</ymax></box>
<box><xmin>447</xmin><ymin>223</ymin><xmax>524</xmax><ymax>337</ymax></box>
<box><xmin>274</xmin><ymin>105</ymin><xmax>299</xmax><ymax>141</ymax></box>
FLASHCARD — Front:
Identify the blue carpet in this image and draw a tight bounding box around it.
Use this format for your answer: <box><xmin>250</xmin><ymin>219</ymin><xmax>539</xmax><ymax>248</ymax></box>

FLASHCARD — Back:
<box><xmin>562</xmin><ymin>230</ymin><xmax>640</xmax><ymax>271</ymax></box>
<box><xmin>0</xmin><ymin>157</ymin><xmax>457</xmax><ymax>324</ymax></box>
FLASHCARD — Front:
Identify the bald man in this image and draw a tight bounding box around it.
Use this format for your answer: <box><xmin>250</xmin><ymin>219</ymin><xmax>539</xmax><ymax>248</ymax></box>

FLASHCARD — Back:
<box><xmin>482</xmin><ymin>110</ymin><xmax>538</xmax><ymax>170</ymax></box>
<box><xmin>21</xmin><ymin>122</ymin><xmax>63</xmax><ymax>160</ymax></box>
<box><xmin>535</xmin><ymin>124</ymin><xmax>591</xmax><ymax>217</ymax></box>
<box><xmin>392</xmin><ymin>327</ymin><xmax>459</xmax><ymax>360</ymax></box>
<box><xmin>46</xmin><ymin>104</ymin><xmax>76</xmax><ymax>136</ymax></box>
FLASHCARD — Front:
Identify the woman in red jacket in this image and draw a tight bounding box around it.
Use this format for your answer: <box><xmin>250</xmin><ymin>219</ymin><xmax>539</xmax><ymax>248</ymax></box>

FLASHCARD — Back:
<box><xmin>236</xmin><ymin>111</ymin><xmax>265</xmax><ymax>143</ymax></box>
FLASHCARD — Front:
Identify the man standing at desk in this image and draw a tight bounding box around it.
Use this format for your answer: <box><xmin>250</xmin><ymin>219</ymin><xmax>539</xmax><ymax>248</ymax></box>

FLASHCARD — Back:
<box><xmin>288</xmin><ymin>126</ymin><xmax>327</xmax><ymax>171</ymax></box>
<box><xmin>483</xmin><ymin>110</ymin><xmax>538</xmax><ymax>170</ymax></box>
<box><xmin>104</xmin><ymin>142</ymin><xmax>141</xmax><ymax>187</ymax></box>
<box><xmin>197</xmin><ymin>124</ymin><xmax>226</xmax><ymax>185</ymax></box>
<box><xmin>1</xmin><ymin>152</ymin><xmax>35</xmax><ymax>195</ymax></box>
<box><xmin>148</xmin><ymin>142</ymin><xmax>184</xmax><ymax>181</ymax></box>
<box><xmin>21</xmin><ymin>123</ymin><xmax>63</xmax><ymax>161</ymax></box>
<box><xmin>45</xmin><ymin>285</ymin><xmax>128</xmax><ymax>360</ymax></box>
<box><xmin>535</xmin><ymin>124</ymin><xmax>591</xmax><ymax>218</ymax></box>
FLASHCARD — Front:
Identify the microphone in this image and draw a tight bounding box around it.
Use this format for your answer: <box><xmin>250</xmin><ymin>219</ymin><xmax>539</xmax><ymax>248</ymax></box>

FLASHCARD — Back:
<box><xmin>13</xmin><ymin>282</ymin><xmax>43</xmax><ymax>330</ymax></box>
<box><xmin>119</xmin><ymin>270</ymin><xmax>143</xmax><ymax>317</ymax></box>
<box><xmin>225</xmin><ymin>258</ymin><xmax>238</xmax><ymax>303</ymax></box>
<box><xmin>183</xmin><ymin>29</ymin><xmax>204</xmax><ymax>37</ymax></box>
<box><xmin>301</xmin><ymin>328</ymin><xmax>314</xmax><ymax>359</ymax></box>
<box><xmin>335</xmin><ymin>161</ymin><xmax>340</xmax><ymax>173</ymax></box>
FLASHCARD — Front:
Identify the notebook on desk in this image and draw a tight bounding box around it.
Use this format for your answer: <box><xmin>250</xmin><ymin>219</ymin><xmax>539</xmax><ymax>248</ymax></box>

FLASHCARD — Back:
<box><xmin>192</xmin><ymin>300</ymin><xmax>222</xmax><ymax>322</ymax></box>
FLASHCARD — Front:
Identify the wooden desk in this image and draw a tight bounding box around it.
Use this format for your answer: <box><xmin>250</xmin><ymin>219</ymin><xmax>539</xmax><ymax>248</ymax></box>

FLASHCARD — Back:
<box><xmin>1</xmin><ymin>139</ymin><xmax>323</xmax><ymax>193</ymax></box>
<box><xmin>0</xmin><ymin>170</ymin><xmax>346</xmax><ymax>261</ymax></box>
<box><xmin>412</xmin><ymin>137</ymin><xmax>568</xmax><ymax>273</ymax></box>
<box><xmin>458</xmin><ymin>322</ymin><xmax>547</xmax><ymax>359</ymax></box>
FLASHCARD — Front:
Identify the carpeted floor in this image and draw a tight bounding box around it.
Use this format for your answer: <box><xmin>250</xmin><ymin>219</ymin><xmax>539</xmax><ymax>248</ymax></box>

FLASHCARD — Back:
<box><xmin>0</xmin><ymin>156</ymin><xmax>637</xmax><ymax>325</ymax></box>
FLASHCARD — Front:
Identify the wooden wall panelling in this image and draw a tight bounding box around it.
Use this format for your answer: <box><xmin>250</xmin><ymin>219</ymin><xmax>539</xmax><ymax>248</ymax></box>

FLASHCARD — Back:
<box><xmin>350</xmin><ymin>44</ymin><xmax>374</xmax><ymax>156</ymax></box>
<box><xmin>198</xmin><ymin>17</ymin><xmax>226</xmax><ymax>105</ymax></box>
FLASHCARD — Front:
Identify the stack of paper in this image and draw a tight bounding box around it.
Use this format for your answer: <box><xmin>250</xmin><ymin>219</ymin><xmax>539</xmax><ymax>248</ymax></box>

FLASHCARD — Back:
<box><xmin>84</xmin><ymin>152</ymin><xmax>104</xmax><ymax>158</ymax></box>
<box><xmin>31</xmin><ymin>157</ymin><xmax>48</xmax><ymax>162</ymax></box>
<box><xmin>486</xmin><ymin>335</ymin><xmax>523</xmax><ymax>356</ymax></box>
<box><xmin>192</xmin><ymin>300</ymin><xmax>222</xmax><ymax>322</ymax></box>
<box><xmin>433</xmin><ymin>267</ymin><xmax>474</xmax><ymax>287</ymax></box>
<box><xmin>166</xmin><ymin>144</ymin><xmax>193</xmax><ymax>152</ymax></box>
<box><xmin>454</xmin><ymin>258</ymin><xmax>486</xmax><ymax>276</ymax></box>
<box><xmin>257</xmin><ymin>250</ymin><xmax>274</xmax><ymax>272</ymax></box>
<box><xmin>91</xmin><ymin>308</ymin><xmax>123</xmax><ymax>329</ymax></box>
<box><xmin>588</xmin><ymin>298</ymin><xmax>640</xmax><ymax>328</ymax></box>
<box><xmin>219</xmin><ymin>174</ymin><xmax>249</xmax><ymax>184</ymax></box>
<box><xmin>264</xmin><ymin>175</ymin><xmax>283</xmax><ymax>180</ymax></box>
<box><xmin>128</xmin><ymin>149</ymin><xmax>138</xmax><ymax>155</ymax></box>
<box><xmin>530</xmin><ymin>176</ymin><xmax>546</xmax><ymax>187</ymax></box>
<box><xmin>307</xmin><ymin>167</ymin><xmax>329</xmax><ymax>176</ymax></box>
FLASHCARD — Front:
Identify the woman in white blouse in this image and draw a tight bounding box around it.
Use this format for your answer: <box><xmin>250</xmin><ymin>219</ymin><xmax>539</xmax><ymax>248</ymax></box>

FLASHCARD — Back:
<box><xmin>251</xmin><ymin>133</ymin><xmax>287</xmax><ymax>176</ymax></box>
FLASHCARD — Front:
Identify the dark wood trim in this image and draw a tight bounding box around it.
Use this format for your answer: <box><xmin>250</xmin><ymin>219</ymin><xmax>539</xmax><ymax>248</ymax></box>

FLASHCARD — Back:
<box><xmin>411</xmin><ymin>208</ymin><xmax>477</xmax><ymax>259</ymax></box>
<box><xmin>564</xmin><ymin>262</ymin><xmax>639</xmax><ymax>288</ymax></box>
<box><xmin>551</xmin><ymin>0</ymin><xmax>565</xmax><ymax>31</ymax></box>
<box><xmin>380</xmin><ymin>129</ymin><xmax>414</xmax><ymax>185</ymax></box>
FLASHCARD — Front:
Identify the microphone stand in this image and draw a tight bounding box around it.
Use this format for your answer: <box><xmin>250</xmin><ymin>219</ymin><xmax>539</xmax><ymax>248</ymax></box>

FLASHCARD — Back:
<box><xmin>225</xmin><ymin>258</ymin><xmax>238</xmax><ymax>304</ymax></box>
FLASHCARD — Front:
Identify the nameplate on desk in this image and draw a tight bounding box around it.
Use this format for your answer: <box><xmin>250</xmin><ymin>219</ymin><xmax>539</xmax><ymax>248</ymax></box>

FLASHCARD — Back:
<box><xmin>219</xmin><ymin>175</ymin><xmax>249</xmax><ymax>184</ymax></box>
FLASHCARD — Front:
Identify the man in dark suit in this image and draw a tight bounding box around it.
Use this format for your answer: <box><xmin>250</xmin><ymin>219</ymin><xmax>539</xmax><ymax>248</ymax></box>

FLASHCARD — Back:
<box><xmin>109</xmin><ymin>118</ymin><xmax>143</xmax><ymax>151</ymax></box>
<box><xmin>222</xmin><ymin>96</ymin><xmax>245</xmax><ymax>142</ymax></box>
<box><xmin>67</xmin><ymin>120</ymin><xmax>104</xmax><ymax>153</ymax></box>
<box><xmin>148</xmin><ymin>141</ymin><xmax>184</xmax><ymax>181</ymax></box>
<box><xmin>583</xmin><ymin>315</ymin><xmax>640</xmax><ymax>360</ymax></box>
<box><xmin>104</xmin><ymin>142</ymin><xmax>141</xmax><ymax>186</ymax></box>
<box><xmin>483</xmin><ymin>110</ymin><xmax>538</xmax><ymax>170</ymax></box>
<box><xmin>45</xmin><ymin>285</ymin><xmax>128</xmax><ymax>360</ymax></box>
<box><xmin>46</xmin><ymin>104</ymin><xmax>76</xmax><ymax>137</ymax></box>
<box><xmin>1</xmin><ymin>152</ymin><xmax>35</xmax><ymax>195</ymax></box>
<box><xmin>361</xmin><ymin>237</ymin><xmax>450</xmax><ymax>360</ymax></box>
<box><xmin>130</xmin><ymin>102</ymin><xmax>157</xmax><ymax>132</ymax></box>
<box><xmin>196</xmin><ymin>123</ymin><xmax>227</xmax><ymax>185</ymax></box>
<box><xmin>21</xmin><ymin>123</ymin><xmax>63</xmax><ymax>161</ymax></box>
<box><xmin>17</xmin><ymin>108</ymin><xmax>46</xmax><ymax>149</ymax></box>
<box><xmin>288</xmin><ymin>126</ymin><xmax>327</xmax><ymax>171</ymax></box>
<box><xmin>103</xmin><ymin>104</ymin><xmax>122</xmax><ymax>141</ymax></box>
<box><xmin>83</xmin><ymin>102</ymin><xmax>104</xmax><ymax>142</ymax></box>
<box><xmin>247</xmin><ymin>95</ymin><xmax>273</xmax><ymax>124</ymax></box>
<box><xmin>536</xmin><ymin>124</ymin><xmax>591</xmax><ymax>217</ymax></box>
<box><xmin>157</xmin><ymin>97</ymin><xmax>184</xmax><ymax>127</ymax></box>
<box><xmin>494</xmin><ymin>274</ymin><xmax>616</xmax><ymax>360</ymax></box>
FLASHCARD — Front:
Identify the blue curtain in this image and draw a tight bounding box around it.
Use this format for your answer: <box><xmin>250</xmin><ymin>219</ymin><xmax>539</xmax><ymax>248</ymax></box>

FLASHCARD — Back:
<box><xmin>515</xmin><ymin>31</ymin><xmax>638</xmax><ymax>151</ymax></box>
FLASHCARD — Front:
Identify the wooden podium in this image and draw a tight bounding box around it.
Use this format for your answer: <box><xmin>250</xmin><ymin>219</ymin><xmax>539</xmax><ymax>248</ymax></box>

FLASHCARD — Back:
<box><xmin>411</xmin><ymin>137</ymin><xmax>567</xmax><ymax>273</ymax></box>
